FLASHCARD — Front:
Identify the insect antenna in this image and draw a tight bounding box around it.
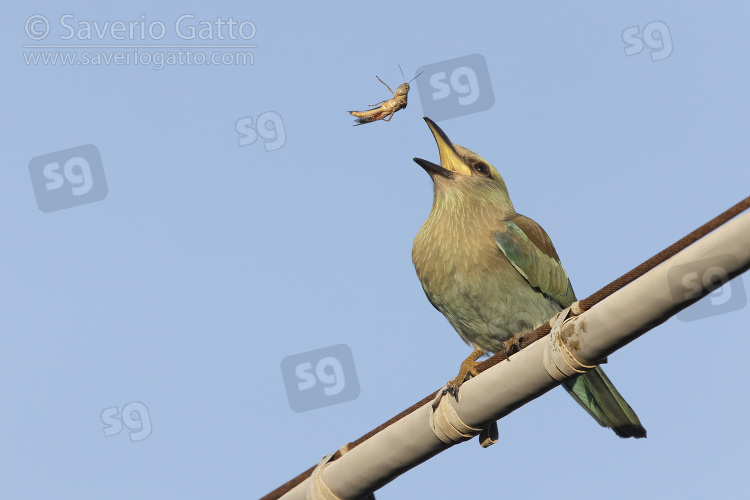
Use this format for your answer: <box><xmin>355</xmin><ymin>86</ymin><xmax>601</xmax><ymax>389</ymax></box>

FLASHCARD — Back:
<box><xmin>407</xmin><ymin>70</ymin><xmax>424</xmax><ymax>84</ymax></box>
<box><xmin>398</xmin><ymin>64</ymin><xmax>424</xmax><ymax>84</ymax></box>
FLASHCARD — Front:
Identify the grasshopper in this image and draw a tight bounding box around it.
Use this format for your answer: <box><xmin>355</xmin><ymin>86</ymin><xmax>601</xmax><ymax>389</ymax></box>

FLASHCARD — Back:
<box><xmin>349</xmin><ymin>66</ymin><xmax>424</xmax><ymax>126</ymax></box>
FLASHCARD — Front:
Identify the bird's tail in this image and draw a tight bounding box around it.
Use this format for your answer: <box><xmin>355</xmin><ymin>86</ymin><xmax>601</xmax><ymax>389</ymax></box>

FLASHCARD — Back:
<box><xmin>562</xmin><ymin>366</ymin><xmax>647</xmax><ymax>439</ymax></box>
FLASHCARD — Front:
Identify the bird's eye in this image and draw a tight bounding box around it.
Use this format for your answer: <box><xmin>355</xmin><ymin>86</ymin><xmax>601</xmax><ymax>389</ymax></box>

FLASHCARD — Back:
<box><xmin>474</xmin><ymin>163</ymin><xmax>490</xmax><ymax>176</ymax></box>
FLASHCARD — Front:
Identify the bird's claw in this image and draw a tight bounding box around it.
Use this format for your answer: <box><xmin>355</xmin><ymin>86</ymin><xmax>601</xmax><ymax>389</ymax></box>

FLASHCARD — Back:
<box><xmin>446</xmin><ymin>378</ymin><xmax>461</xmax><ymax>398</ymax></box>
<box><xmin>447</xmin><ymin>357</ymin><xmax>480</xmax><ymax>397</ymax></box>
<box><xmin>433</xmin><ymin>348</ymin><xmax>484</xmax><ymax>408</ymax></box>
<box><xmin>502</xmin><ymin>332</ymin><xmax>526</xmax><ymax>360</ymax></box>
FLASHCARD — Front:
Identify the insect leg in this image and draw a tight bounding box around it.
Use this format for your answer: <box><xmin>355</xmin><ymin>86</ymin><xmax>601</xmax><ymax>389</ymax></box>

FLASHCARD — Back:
<box><xmin>375</xmin><ymin>76</ymin><xmax>397</xmax><ymax>98</ymax></box>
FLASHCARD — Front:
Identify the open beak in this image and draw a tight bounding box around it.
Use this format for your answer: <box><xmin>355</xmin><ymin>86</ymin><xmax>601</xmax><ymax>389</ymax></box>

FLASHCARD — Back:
<box><xmin>413</xmin><ymin>117</ymin><xmax>471</xmax><ymax>179</ymax></box>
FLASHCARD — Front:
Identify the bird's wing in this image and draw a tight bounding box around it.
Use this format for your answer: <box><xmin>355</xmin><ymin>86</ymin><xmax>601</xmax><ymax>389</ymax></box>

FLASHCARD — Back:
<box><xmin>498</xmin><ymin>216</ymin><xmax>646</xmax><ymax>439</ymax></box>
<box><xmin>495</xmin><ymin>214</ymin><xmax>576</xmax><ymax>308</ymax></box>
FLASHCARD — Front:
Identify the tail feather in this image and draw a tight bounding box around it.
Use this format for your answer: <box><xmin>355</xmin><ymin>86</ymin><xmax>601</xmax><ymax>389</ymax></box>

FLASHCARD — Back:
<box><xmin>562</xmin><ymin>366</ymin><xmax>646</xmax><ymax>439</ymax></box>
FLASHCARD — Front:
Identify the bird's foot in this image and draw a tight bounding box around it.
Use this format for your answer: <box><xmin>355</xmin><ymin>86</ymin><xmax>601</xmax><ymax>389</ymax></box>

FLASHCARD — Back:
<box><xmin>501</xmin><ymin>332</ymin><xmax>526</xmax><ymax>359</ymax></box>
<box><xmin>446</xmin><ymin>347</ymin><xmax>485</xmax><ymax>398</ymax></box>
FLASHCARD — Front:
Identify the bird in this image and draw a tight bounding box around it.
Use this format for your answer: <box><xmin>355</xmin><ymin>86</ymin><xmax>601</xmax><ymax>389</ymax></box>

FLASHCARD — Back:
<box><xmin>411</xmin><ymin>117</ymin><xmax>646</xmax><ymax>439</ymax></box>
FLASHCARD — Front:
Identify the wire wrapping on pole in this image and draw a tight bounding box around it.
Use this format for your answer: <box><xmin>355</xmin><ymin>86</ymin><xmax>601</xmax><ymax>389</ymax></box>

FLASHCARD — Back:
<box><xmin>430</xmin><ymin>389</ymin><xmax>499</xmax><ymax>448</ymax></box>
<box><xmin>543</xmin><ymin>305</ymin><xmax>598</xmax><ymax>381</ymax></box>
<box><xmin>260</xmin><ymin>195</ymin><xmax>750</xmax><ymax>500</ymax></box>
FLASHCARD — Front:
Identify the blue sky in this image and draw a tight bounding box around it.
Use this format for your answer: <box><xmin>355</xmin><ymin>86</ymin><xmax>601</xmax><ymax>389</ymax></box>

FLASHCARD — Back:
<box><xmin>3</xmin><ymin>2</ymin><xmax>749</xmax><ymax>499</ymax></box>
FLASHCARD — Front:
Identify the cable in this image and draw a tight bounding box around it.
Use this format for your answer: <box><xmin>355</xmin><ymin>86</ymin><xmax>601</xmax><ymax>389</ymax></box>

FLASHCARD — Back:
<box><xmin>260</xmin><ymin>194</ymin><xmax>750</xmax><ymax>500</ymax></box>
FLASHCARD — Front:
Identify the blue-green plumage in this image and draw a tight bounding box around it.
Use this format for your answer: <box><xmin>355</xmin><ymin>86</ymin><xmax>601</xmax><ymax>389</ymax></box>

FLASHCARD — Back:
<box><xmin>412</xmin><ymin>117</ymin><xmax>645</xmax><ymax>438</ymax></box>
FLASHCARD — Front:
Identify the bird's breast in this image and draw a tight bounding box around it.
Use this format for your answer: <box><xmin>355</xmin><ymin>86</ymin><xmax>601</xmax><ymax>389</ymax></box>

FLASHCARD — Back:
<box><xmin>412</xmin><ymin>206</ymin><xmax>561</xmax><ymax>352</ymax></box>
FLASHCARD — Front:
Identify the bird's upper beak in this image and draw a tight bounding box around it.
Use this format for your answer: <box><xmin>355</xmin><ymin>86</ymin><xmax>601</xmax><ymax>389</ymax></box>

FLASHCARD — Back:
<box><xmin>413</xmin><ymin>117</ymin><xmax>472</xmax><ymax>178</ymax></box>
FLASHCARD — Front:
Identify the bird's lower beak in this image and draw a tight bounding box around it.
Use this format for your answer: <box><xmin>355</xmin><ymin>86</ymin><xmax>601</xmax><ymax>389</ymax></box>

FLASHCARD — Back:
<box><xmin>413</xmin><ymin>117</ymin><xmax>471</xmax><ymax>178</ymax></box>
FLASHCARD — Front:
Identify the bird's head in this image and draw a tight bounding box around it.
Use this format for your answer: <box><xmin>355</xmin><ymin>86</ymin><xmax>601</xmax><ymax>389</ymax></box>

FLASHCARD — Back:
<box><xmin>413</xmin><ymin>117</ymin><xmax>513</xmax><ymax>211</ymax></box>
